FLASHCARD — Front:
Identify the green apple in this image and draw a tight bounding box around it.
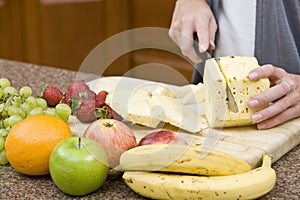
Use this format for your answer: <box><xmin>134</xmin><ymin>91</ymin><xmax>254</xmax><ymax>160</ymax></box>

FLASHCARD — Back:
<box><xmin>49</xmin><ymin>136</ymin><xmax>109</xmax><ymax>196</ymax></box>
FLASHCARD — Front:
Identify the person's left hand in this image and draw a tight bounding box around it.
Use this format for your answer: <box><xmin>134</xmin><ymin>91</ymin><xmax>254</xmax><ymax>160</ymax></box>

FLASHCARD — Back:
<box><xmin>248</xmin><ymin>64</ymin><xmax>300</xmax><ymax>129</ymax></box>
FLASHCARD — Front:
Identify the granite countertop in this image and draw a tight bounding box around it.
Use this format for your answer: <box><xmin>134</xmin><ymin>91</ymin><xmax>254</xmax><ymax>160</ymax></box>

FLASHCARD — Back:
<box><xmin>0</xmin><ymin>59</ymin><xmax>299</xmax><ymax>199</ymax></box>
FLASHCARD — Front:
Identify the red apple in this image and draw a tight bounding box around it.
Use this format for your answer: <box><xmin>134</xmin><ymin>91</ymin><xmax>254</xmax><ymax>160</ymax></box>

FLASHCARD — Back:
<box><xmin>137</xmin><ymin>130</ymin><xmax>187</xmax><ymax>146</ymax></box>
<box><xmin>83</xmin><ymin>119</ymin><xmax>137</xmax><ymax>168</ymax></box>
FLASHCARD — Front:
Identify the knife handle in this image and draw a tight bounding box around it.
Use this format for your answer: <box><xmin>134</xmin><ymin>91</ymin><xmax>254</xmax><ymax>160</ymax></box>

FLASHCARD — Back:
<box><xmin>193</xmin><ymin>33</ymin><xmax>212</xmax><ymax>60</ymax></box>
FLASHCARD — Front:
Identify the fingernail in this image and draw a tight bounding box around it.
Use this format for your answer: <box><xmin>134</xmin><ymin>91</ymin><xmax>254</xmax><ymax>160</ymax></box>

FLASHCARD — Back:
<box><xmin>199</xmin><ymin>44</ymin><xmax>207</xmax><ymax>53</ymax></box>
<box><xmin>252</xmin><ymin>113</ymin><xmax>262</xmax><ymax>122</ymax></box>
<box><xmin>248</xmin><ymin>72</ymin><xmax>258</xmax><ymax>80</ymax></box>
<box><xmin>257</xmin><ymin>123</ymin><xmax>266</xmax><ymax>130</ymax></box>
<box><xmin>209</xmin><ymin>40</ymin><xmax>215</xmax><ymax>49</ymax></box>
<box><xmin>249</xmin><ymin>99</ymin><xmax>259</xmax><ymax>107</ymax></box>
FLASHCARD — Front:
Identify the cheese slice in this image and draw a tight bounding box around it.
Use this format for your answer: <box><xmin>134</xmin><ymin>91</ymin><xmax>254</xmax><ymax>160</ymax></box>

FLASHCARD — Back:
<box><xmin>152</xmin><ymin>83</ymin><xmax>205</xmax><ymax>104</ymax></box>
<box><xmin>106</xmin><ymin>89</ymin><xmax>161</xmax><ymax>128</ymax></box>
<box><xmin>204</xmin><ymin>58</ymin><xmax>227</xmax><ymax>127</ymax></box>
<box><xmin>204</xmin><ymin>56</ymin><xmax>270</xmax><ymax>127</ymax></box>
<box><xmin>150</xmin><ymin>94</ymin><xmax>208</xmax><ymax>133</ymax></box>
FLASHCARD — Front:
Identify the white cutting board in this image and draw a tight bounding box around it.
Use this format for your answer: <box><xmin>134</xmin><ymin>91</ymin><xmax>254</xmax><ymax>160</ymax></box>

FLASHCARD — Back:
<box><xmin>69</xmin><ymin>76</ymin><xmax>300</xmax><ymax>168</ymax></box>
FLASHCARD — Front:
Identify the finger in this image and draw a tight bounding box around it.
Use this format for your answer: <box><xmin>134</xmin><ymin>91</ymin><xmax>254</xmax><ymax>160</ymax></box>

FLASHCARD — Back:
<box><xmin>256</xmin><ymin>103</ymin><xmax>300</xmax><ymax>129</ymax></box>
<box><xmin>249</xmin><ymin>81</ymin><xmax>291</xmax><ymax>109</ymax></box>
<box><xmin>180</xmin><ymin>23</ymin><xmax>194</xmax><ymax>51</ymax></box>
<box><xmin>179</xmin><ymin>22</ymin><xmax>204</xmax><ymax>63</ymax></box>
<box><xmin>251</xmin><ymin>94</ymin><xmax>293</xmax><ymax>124</ymax></box>
<box><xmin>208</xmin><ymin>18</ymin><xmax>217</xmax><ymax>50</ymax></box>
<box><xmin>248</xmin><ymin>64</ymin><xmax>286</xmax><ymax>81</ymax></box>
<box><xmin>251</xmin><ymin>84</ymin><xmax>299</xmax><ymax>123</ymax></box>
<box><xmin>195</xmin><ymin>19</ymin><xmax>210</xmax><ymax>53</ymax></box>
<box><xmin>169</xmin><ymin>24</ymin><xmax>202</xmax><ymax>63</ymax></box>
<box><xmin>169</xmin><ymin>21</ymin><xmax>181</xmax><ymax>45</ymax></box>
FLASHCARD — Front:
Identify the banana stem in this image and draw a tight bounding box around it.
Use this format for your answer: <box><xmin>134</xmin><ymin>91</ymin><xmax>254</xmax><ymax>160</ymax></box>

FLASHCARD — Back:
<box><xmin>261</xmin><ymin>154</ymin><xmax>272</xmax><ymax>168</ymax></box>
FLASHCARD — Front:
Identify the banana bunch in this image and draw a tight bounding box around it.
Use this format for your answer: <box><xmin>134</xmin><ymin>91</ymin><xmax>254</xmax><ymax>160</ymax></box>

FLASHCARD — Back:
<box><xmin>119</xmin><ymin>144</ymin><xmax>252</xmax><ymax>176</ymax></box>
<box><xmin>123</xmin><ymin>154</ymin><xmax>276</xmax><ymax>200</ymax></box>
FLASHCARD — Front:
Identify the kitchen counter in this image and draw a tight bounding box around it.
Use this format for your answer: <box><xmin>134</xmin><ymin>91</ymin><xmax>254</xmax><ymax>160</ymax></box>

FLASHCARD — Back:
<box><xmin>0</xmin><ymin>59</ymin><xmax>299</xmax><ymax>199</ymax></box>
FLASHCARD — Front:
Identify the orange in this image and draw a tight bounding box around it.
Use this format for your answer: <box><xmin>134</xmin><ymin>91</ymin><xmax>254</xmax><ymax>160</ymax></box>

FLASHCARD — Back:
<box><xmin>5</xmin><ymin>115</ymin><xmax>72</xmax><ymax>175</ymax></box>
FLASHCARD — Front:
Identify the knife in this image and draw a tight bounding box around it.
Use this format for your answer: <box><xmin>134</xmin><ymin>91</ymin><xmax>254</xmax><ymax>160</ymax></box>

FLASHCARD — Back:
<box><xmin>193</xmin><ymin>33</ymin><xmax>238</xmax><ymax>113</ymax></box>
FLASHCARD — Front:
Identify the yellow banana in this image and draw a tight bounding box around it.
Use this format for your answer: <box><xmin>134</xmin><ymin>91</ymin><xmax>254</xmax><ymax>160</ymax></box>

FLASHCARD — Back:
<box><xmin>119</xmin><ymin>144</ymin><xmax>252</xmax><ymax>175</ymax></box>
<box><xmin>123</xmin><ymin>155</ymin><xmax>276</xmax><ymax>200</ymax></box>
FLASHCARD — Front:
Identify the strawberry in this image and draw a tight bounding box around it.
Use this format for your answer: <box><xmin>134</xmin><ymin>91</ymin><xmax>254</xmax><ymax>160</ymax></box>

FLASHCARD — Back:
<box><xmin>63</xmin><ymin>92</ymin><xmax>80</xmax><ymax>115</ymax></box>
<box><xmin>79</xmin><ymin>89</ymin><xmax>96</xmax><ymax>100</ymax></box>
<box><xmin>62</xmin><ymin>91</ymin><xmax>72</xmax><ymax>105</ymax></box>
<box><xmin>76</xmin><ymin>98</ymin><xmax>97</xmax><ymax>123</ymax></box>
<box><xmin>95</xmin><ymin>90</ymin><xmax>109</xmax><ymax>108</ymax></box>
<box><xmin>67</xmin><ymin>80</ymin><xmax>89</xmax><ymax>98</ymax></box>
<box><xmin>41</xmin><ymin>85</ymin><xmax>63</xmax><ymax>107</ymax></box>
<box><xmin>95</xmin><ymin>104</ymin><xmax>122</xmax><ymax>121</ymax></box>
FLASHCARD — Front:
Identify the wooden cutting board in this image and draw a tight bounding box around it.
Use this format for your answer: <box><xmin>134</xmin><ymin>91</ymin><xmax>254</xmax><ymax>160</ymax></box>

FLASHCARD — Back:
<box><xmin>69</xmin><ymin>76</ymin><xmax>300</xmax><ymax>168</ymax></box>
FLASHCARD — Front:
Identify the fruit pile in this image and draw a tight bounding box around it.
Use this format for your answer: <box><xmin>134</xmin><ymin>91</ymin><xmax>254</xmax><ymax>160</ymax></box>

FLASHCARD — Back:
<box><xmin>0</xmin><ymin>76</ymin><xmax>277</xmax><ymax>199</ymax></box>
<box><xmin>42</xmin><ymin>80</ymin><xmax>120</xmax><ymax>123</ymax></box>
<box><xmin>0</xmin><ymin>77</ymin><xmax>122</xmax><ymax>166</ymax></box>
<box><xmin>0</xmin><ymin>78</ymin><xmax>72</xmax><ymax>165</ymax></box>
<box><xmin>0</xmin><ymin>76</ymin><xmax>137</xmax><ymax>196</ymax></box>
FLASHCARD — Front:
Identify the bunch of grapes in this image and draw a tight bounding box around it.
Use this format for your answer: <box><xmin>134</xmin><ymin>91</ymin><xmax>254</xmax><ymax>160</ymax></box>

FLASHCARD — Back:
<box><xmin>0</xmin><ymin>77</ymin><xmax>72</xmax><ymax>165</ymax></box>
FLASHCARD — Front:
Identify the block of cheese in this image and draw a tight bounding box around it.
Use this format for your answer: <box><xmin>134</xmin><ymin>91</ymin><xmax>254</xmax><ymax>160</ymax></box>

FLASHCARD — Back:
<box><xmin>204</xmin><ymin>56</ymin><xmax>270</xmax><ymax>127</ymax></box>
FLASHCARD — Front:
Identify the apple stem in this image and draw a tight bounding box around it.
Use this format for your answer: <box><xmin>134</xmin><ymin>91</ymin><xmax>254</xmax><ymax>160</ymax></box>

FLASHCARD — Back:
<box><xmin>78</xmin><ymin>137</ymin><xmax>81</xmax><ymax>149</ymax></box>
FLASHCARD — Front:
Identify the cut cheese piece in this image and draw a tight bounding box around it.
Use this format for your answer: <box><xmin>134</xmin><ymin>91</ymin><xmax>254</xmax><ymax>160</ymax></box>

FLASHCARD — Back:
<box><xmin>106</xmin><ymin>89</ymin><xmax>161</xmax><ymax>128</ymax></box>
<box><xmin>204</xmin><ymin>56</ymin><xmax>270</xmax><ymax>127</ymax></box>
<box><xmin>150</xmin><ymin>94</ymin><xmax>208</xmax><ymax>133</ymax></box>
<box><xmin>204</xmin><ymin>58</ymin><xmax>227</xmax><ymax>127</ymax></box>
<box><xmin>152</xmin><ymin>83</ymin><xmax>205</xmax><ymax>105</ymax></box>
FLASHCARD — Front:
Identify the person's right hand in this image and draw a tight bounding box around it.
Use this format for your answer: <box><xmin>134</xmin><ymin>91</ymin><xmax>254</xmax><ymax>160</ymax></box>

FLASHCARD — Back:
<box><xmin>169</xmin><ymin>0</ymin><xmax>217</xmax><ymax>63</ymax></box>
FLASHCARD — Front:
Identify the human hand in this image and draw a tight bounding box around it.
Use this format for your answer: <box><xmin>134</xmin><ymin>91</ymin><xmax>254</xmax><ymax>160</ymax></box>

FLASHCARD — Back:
<box><xmin>248</xmin><ymin>64</ymin><xmax>300</xmax><ymax>129</ymax></box>
<box><xmin>169</xmin><ymin>0</ymin><xmax>217</xmax><ymax>63</ymax></box>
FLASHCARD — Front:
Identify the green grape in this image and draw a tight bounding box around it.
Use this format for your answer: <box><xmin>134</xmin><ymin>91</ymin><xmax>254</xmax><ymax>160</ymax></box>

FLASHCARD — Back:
<box><xmin>36</xmin><ymin>98</ymin><xmax>47</xmax><ymax>109</ymax></box>
<box><xmin>3</xmin><ymin>86</ymin><xmax>18</xmax><ymax>96</ymax></box>
<box><xmin>19</xmin><ymin>86</ymin><xmax>32</xmax><ymax>97</ymax></box>
<box><xmin>55</xmin><ymin>103</ymin><xmax>72</xmax><ymax>117</ymax></box>
<box><xmin>44</xmin><ymin>107</ymin><xmax>59</xmax><ymax>118</ymax></box>
<box><xmin>0</xmin><ymin>78</ymin><xmax>11</xmax><ymax>89</ymax></box>
<box><xmin>0</xmin><ymin>136</ymin><xmax>4</xmax><ymax>151</ymax></box>
<box><xmin>11</xmin><ymin>96</ymin><xmax>22</xmax><ymax>107</ymax></box>
<box><xmin>0</xmin><ymin>88</ymin><xmax>4</xmax><ymax>98</ymax></box>
<box><xmin>0</xmin><ymin>128</ymin><xmax>8</xmax><ymax>137</ymax></box>
<box><xmin>0</xmin><ymin>149</ymin><xmax>8</xmax><ymax>165</ymax></box>
<box><xmin>20</xmin><ymin>102</ymin><xmax>32</xmax><ymax>116</ymax></box>
<box><xmin>5</xmin><ymin>126</ymin><xmax>11</xmax><ymax>132</ymax></box>
<box><xmin>0</xmin><ymin>103</ymin><xmax>5</xmax><ymax>112</ymax></box>
<box><xmin>27</xmin><ymin>107</ymin><xmax>44</xmax><ymax>118</ymax></box>
<box><xmin>3</xmin><ymin>115</ymin><xmax>23</xmax><ymax>128</ymax></box>
<box><xmin>7</xmin><ymin>106</ymin><xmax>25</xmax><ymax>119</ymax></box>
<box><xmin>55</xmin><ymin>103</ymin><xmax>72</xmax><ymax>123</ymax></box>
<box><xmin>24</xmin><ymin>96</ymin><xmax>37</xmax><ymax>108</ymax></box>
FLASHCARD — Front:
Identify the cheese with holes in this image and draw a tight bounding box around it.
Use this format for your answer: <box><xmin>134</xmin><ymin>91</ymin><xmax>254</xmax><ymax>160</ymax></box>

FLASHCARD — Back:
<box><xmin>204</xmin><ymin>56</ymin><xmax>270</xmax><ymax>127</ymax></box>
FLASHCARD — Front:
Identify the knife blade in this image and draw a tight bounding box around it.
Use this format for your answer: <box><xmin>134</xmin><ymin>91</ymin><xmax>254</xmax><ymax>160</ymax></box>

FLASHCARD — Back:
<box><xmin>193</xmin><ymin>33</ymin><xmax>238</xmax><ymax>113</ymax></box>
<box><xmin>226</xmin><ymin>83</ymin><xmax>239</xmax><ymax>113</ymax></box>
